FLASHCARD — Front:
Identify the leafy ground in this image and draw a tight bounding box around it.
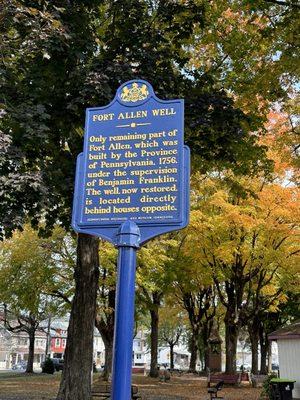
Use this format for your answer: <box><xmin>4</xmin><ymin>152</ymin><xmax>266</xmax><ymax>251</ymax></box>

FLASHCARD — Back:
<box><xmin>130</xmin><ymin>374</ymin><xmax>262</xmax><ymax>400</ymax></box>
<box><xmin>0</xmin><ymin>372</ymin><xmax>60</xmax><ymax>399</ymax></box>
<box><xmin>0</xmin><ymin>372</ymin><xmax>262</xmax><ymax>400</ymax></box>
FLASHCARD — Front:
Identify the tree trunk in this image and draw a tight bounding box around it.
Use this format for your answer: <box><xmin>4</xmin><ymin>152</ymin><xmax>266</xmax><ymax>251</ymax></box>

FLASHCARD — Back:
<box><xmin>25</xmin><ymin>327</ymin><xmax>35</xmax><ymax>373</ymax></box>
<box><xmin>170</xmin><ymin>343</ymin><xmax>174</xmax><ymax>370</ymax></box>
<box><xmin>57</xmin><ymin>233</ymin><xmax>99</xmax><ymax>400</ymax></box>
<box><xmin>250</xmin><ymin>332</ymin><xmax>259</xmax><ymax>374</ymax></box>
<box><xmin>102</xmin><ymin>335</ymin><xmax>113</xmax><ymax>380</ymax></box>
<box><xmin>259</xmin><ymin>324</ymin><xmax>268</xmax><ymax>374</ymax></box>
<box><xmin>45</xmin><ymin>315</ymin><xmax>51</xmax><ymax>357</ymax></box>
<box><xmin>204</xmin><ymin>347</ymin><xmax>209</xmax><ymax>371</ymax></box>
<box><xmin>95</xmin><ymin>287</ymin><xmax>115</xmax><ymax>379</ymax></box>
<box><xmin>248</xmin><ymin>318</ymin><xmax>259</xmax><ymax>374</ymax></box>
<box><xmin>260</xmin><ymin>342</ymin><xmax>268</xmax><ymax>375</ymax></box>
<box><xmin>189</xmin><ymin>331</ymin><xmax>198</xmax><ymax>372</ymax></box>
<box><xmin>149</xmin><ymin>307</ymin><xmax>159</xmax><ymax>378</ymax></box>
<box><xmin>225</xmin><ymin>317</ymin><xmax>238</xmax><ymax>374</ymax></box>
<box><xmin>201</xmin><ymin>322</ymin><xmax>210</xmax><ymax>371</ymax></box>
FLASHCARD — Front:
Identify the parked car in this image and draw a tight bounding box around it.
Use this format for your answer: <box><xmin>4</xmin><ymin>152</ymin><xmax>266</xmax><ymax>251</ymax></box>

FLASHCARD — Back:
<box><xmin>53</xmin><ymin>358</ymin><xmax>64</xmax><ymax>371</ymax></box>
<box><xmin>41</xmin><ymin>357</ymin><xmax>64</xmax><ymax>372</ymax></box>
<box><xmin>12</xmin><ymin>361</ymin><xmax>27</xmax><ymax>370</ymax></box>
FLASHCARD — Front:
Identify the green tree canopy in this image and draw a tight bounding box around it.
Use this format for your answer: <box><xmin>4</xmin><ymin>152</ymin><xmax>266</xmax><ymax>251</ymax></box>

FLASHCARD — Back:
<box><xmin>0</xmin><ymin>224</ymin><xmax>69</xmax><ymax>372</ymax></box>
<box><xmin>0</xmin><ymin>0</ymin><xmax>278</xmax><ymax>238</ymax></box>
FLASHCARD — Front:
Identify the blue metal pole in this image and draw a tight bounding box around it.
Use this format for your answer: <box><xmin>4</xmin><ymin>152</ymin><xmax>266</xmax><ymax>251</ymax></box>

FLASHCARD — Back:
<box><xmin>111</xmin><ymin>221</ymin><xmax>140</xmax><ymax>400</ymax></box>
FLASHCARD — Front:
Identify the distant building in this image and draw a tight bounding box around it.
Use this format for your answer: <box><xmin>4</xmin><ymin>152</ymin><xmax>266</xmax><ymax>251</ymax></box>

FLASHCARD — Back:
<box><xmin>48</xmin><ymin>319</ymin><xmax>105</xmax><ymax>367</ymax></box>
<box><xmin>157</xmin><ymin>345</ymin><xmax>190</xmax><ymax>370</ymax></box>
<box><xmin>1</xmin><ymin>316</ymin><xmax>191</xmax><ymax>371</ymax></box>
<box><xmin>0</xmin><ymin>323</ymin><xmax>47</xmax><ymax>370</ymax></box>
<box><xmin>93</xmin><ymin>331</ymin><xmax>105</xmax><ymax>367</ymax></box>
<box><xmin>49</xmin><ymin>323</ymin><xmax>190</xmax><ymax>371</ymax></box>
<box><xmin>131</xmin><ymin>330</ymin><xmax>190</xmax><ymax>371</ymax></box>
<box><xmin>50</xmin><ymin>328</ymin><xmax>67</xmax><ymax>358</ymax></box>
<box><xmin>132</xmin><ymin>330</ymin><xmax>147</xmax><ymax>369</ymax></box>
<box><xmin>0</xmin><ymin>326</ymin><xmax>11</xmax><ymax>369</ymax></box>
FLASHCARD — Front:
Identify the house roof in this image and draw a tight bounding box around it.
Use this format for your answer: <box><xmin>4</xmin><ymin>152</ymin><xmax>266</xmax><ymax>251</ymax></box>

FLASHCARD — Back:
<box><xmin>49</xmin><ymin>319</ymin><xmax>69</xmax><ymax>330</ymax></box>
<box><xmin>269</xmin><ymin>321</ymin><xmax>300</xmax><ymax>340</ymax></box>
<box><xmin>51</xmin><ymin>331</ymin><xmax>68</xmax><ymax>339</ymax></box>
<box><xmin>0</xmin><ymin>323</ymin><xmax>47</xmax><ymax>338</ymax></box>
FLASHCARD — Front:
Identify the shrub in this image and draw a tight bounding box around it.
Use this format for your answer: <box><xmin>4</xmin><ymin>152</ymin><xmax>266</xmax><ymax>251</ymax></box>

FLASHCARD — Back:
<box><xmin>42</xmin><ymin>357</ymin><xmax>55</xmax><ymax>374</ymax></box>
<box><xmin>260</xmin><ymin>373</ymin><xmax>278</xmax><ymax>400</ymax></box>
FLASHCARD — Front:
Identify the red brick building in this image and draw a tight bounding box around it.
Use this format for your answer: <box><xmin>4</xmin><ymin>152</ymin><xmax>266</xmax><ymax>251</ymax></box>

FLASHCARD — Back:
<box><xmin>50</xmin><ymin>328</ymin><xmax>67</xmax><ymax>358</ymax></box>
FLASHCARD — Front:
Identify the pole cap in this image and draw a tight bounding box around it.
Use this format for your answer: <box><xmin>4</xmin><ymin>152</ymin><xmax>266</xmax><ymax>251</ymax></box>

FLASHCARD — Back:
<box><xmin>116</xmin><ymin>221</ymin><xmax>140</xmax><ymax>248</ymax></box>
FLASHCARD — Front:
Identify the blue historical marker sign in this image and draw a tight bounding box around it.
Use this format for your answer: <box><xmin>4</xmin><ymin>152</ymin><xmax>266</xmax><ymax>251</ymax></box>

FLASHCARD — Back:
<box><xmin>72</xmin><ymin>80</ymin><xmax>190</xmax><ymax>400</ymax></box>
<box><xmin>72</xmin><ymin>79</ymin><xmax>190</xmax><ymax>244</ymax></box>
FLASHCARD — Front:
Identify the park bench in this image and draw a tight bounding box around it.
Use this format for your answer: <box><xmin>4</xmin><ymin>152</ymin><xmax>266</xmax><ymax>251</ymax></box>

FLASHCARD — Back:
<box><xmin>92</xmin><ymin>383</ymin><xmax>141</xmax><ymax>399</ymax></box>
<box><xmin>207</xmin><ymin>380</ymin><xmax>224</xmax><ymax>399</ymax></box>
<box><xmin>207</xmin><ymin>373</ymin><xmax>240</xmax><ymax>387</ymax></box>
<box><xmin>92</xmin><ymin>383</ymin><xmax>110</xmax><ymax>399</ymax></box>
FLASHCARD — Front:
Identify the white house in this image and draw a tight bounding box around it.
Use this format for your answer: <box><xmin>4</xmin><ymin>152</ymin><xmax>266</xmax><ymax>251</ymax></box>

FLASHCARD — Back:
<box><xmin>269</xmin><ymin>322</ymin><xmax>300</xmax><ymax>399</ymax></box>
<box><xmin>93</xmin><ymin>330</ymin><xmax>106</xmax><ymax>368</ymax></box>
<box><xmin>132</xmin><ymin>330</ymin><xmax>147</xmax><ymax>370</ymax></box>
<box><xmin>48</xmin><ymin>319</ymin><xmax>106</xmax><ymax>367</ymax></box>
<box><xmin>132</xmin><ymin>330</ymin><xmax>190</xmax><ymax>371</ymax></box>
<box><xmin>0</xmin><ymin>326</ymin><xmax>11</xmax><ymax>369</ymax></box>
<box><xmin>157</xmin><ymin>345</ymin><xmax>190</xmax><ymax>370</ymax></box>
<box><xmin>0</xmin><ymin>323</ymin><xmax>47</xmax><ymax>370</ymax></box>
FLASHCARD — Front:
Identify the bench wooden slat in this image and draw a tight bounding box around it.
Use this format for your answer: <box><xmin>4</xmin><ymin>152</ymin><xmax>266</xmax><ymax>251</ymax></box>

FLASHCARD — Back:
<box><xmin>92</xmin><ymin>384</ymin><xmax>141</xmax><ymax>399</ymax></box>
<box><xmin>208</xmin><ymin>373</ymin><xmax>240</xmax><ymax>387</ymax></box>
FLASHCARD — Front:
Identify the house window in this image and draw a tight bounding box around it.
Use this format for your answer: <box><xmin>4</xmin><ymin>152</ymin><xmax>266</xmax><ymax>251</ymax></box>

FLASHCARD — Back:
<box><xmin>136</xmin><ymin>354</ymin><xmax>142</xmax><ymax>360</ymax></box>
<box><xmin>62</xmin><ymin>339</ymin><xmax>66</xmax><ymax>348</ymax></box>
<box><xmin>19</xmin><ymin>338</ymin><xmax>28</xmax><ymax>346</ymax></box>
<box><xmin>55</xmin><ymin>338</ymin><xmax>61</xmax><ymax>347</ymax></box>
